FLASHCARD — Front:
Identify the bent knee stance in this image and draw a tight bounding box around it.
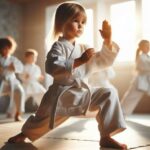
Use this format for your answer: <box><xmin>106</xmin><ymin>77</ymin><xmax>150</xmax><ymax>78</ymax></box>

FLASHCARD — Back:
<box><xmin>90</xmin><ymin>87</ymin><xmax>119</xmax><ymax>108</ymax></box>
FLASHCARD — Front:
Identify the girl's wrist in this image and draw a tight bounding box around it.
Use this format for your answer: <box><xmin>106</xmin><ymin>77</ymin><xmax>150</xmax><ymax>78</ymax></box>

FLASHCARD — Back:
<box><xmin>73</xmin><ymin>58</ymin><xmax>83</xmax><ymax>68</ymax></box>
<box><xmin>103</xmin><ymin>39</ymin><xmax>112</xmax><ymax>50</ymax></box>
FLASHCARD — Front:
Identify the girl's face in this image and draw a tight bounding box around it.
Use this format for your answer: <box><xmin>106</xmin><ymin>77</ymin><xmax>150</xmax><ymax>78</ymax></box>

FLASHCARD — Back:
<box><xmin>62</xmin><ymin>13</ymin><xmax>86</xmax><ymax>42</ymax></box>
<box><xmin>1</xmin><ymin>47</ymin><xmax>11</xmax><ymax>58</ymax></box>
<box><xmin>141</xmin><ymin>42</ymin><xmax>150</xmax><ymax>54</ymax></box>
<box><xmin>25</xmin><ymin>54</ymin><xmax>37</xmax><ymax>64</ymax></box>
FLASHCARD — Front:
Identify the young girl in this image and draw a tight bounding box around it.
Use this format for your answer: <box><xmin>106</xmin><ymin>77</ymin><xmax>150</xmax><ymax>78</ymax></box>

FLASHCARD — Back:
<box><xmin>8</xmin><ymin>2</ymin><xmax>127</xmax><ymax>149</ymax></box>
<box><xmin>121</xmin><ymin>40</ymin><xmax>150</xmax><ymax>115</ymax></box>
<box><xmin>0</xmin><ymin>37</ymin><xmax>25</xmax><ymax>121</ymax></box>
<box><xmin>20</xmin><ymin>49</ymin><xmax>46</xmax><ymax>106</ymax></box>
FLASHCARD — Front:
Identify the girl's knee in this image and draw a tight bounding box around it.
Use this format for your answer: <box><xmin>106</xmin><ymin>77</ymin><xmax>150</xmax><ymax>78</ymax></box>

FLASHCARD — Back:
<box><xmin>102</xmin><ymin>88</ymin><xmax>119</xmax><ymax>103</ymax></box>
<box><xmin>106</xmin><ymin>87</ymin><xmax>118</xmax><ymax>97</ymax></box>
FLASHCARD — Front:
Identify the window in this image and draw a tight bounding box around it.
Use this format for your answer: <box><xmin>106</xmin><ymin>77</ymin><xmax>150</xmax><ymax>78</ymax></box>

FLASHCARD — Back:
<box><xmin>109</xmin><ymin>0</ymin><xmax>150</xmax><ymax>62</ymax></box>
<box><xmin>110</xmin><ymin>1</ymin><xmax>136</xmax><ymax>62</ymax></box>
<box><xmin>142</xmin><ymin>0</ymin><xmax>150</xmax><ymax>39</ymax></box>
<box><xmin>45</xmin><ymin>5</ymin><xmax>57</xmax><ymax>88</ymax></box>
<box><xmin>78</xmin><ymin>9</ymin><xmax>94</xmax><ymax>47</ymax></box>
<box><xmin>45</xmin><ymin>5</ymin><xmax>57</xmax><ymax>53</ymax></box>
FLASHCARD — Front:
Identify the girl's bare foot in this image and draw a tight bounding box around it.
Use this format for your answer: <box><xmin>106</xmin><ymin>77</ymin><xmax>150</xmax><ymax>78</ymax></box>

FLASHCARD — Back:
<box><xmin>8</xmin><ymin>133</ymin><xmax>26</xmax><ymax>143</ymax></box>
<box><xmin>100</xmin><ymin>136</ymin><xmax>127</xmax><ymax>149</ymax></box>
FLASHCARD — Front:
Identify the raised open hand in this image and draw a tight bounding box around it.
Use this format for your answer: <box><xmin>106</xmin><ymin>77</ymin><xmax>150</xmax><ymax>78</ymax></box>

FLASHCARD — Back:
<box><xmin>99</xmin><ymin>20</ymin><xmax>111</xmax><ymax>40</ymax></box>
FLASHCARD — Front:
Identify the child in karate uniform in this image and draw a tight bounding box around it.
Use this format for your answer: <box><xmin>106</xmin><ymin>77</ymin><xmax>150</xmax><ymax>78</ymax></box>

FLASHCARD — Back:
<box><xmin>121</xmin><ymin>40</ymin><xmax>150</xmax><ymax>115</ymax></box>
<box><xmin>8</xmin><ymin>2</ymin><xmax>127</xmax><ymax>149</ymax></box>
<box><xmin>20</xmin><ymin>49</ymin><xmax>46</xmax><ymax>106</ymax></box>
<box><xmin>0</xmin><ymin>37</ymin><xmax>25</xmax><ymax>121</ymax></box>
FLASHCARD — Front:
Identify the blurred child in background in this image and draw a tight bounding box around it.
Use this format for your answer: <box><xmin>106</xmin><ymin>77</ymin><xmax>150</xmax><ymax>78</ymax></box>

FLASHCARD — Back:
<box><xmin>20</xmin><ymin>49</ymin><xmax>46</xmax><ymax>106</ymax></box>
<box><xmin>0</xmin><ymin>37</ymin><xmax>25</xmax><ymax>121</ymax></box>
<box><xmin>121</xmin><ymin>40</ymin><xmax>150</xmax><ymax>115</ymax></box>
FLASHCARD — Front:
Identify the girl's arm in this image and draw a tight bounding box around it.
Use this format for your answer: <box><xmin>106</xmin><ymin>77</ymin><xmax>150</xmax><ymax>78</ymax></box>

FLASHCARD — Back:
<box><xmin>34</xmin><ymin>65</ymin><xmax>44</xmax><ymax>82</ymax></box>
<box><xmin>85</xmin><ymin>20</ymin><xmax>119</xmax><ymax>74</ymax></box>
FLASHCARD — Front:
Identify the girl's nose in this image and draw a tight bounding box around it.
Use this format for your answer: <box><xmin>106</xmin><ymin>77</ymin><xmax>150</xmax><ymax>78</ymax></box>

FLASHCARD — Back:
<box><xmin>78</xmin><ymin>23</ymin><xmax>83</xmax><ymax>28</ymax></box>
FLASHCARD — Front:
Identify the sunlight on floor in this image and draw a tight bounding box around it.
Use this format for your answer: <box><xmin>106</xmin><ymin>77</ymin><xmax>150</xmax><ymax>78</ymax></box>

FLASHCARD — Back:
<box><xmin>126</xmin><ymin>114</ymin><xmax>150</xmax><ymax>127</ymax></box>
<box><xmin>0</xmin><ymin>113</ymin><xmax>149</xmax><ymax>150</ymax></box>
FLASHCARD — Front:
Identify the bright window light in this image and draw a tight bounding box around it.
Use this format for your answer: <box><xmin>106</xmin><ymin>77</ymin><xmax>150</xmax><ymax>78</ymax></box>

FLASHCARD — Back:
<box><xmin>78</xmin><ymin>9</ymin><xmax>94</xmax><ymax>47</ymax></box>
<box><xmin>142</xmin><ymin>0</ymin><xmax>150</xmax><ymax>39</ymax></box>
<box><xmin>110</xmin><ymin>1</ymin><xmax>136</xmax><ymax>62</ymax></box>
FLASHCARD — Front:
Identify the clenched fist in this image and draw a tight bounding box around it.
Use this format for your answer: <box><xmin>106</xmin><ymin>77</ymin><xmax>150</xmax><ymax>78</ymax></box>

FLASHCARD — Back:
<box><xmin>80</xmin><ymin>48</ymin><xmax>95</xmax><ymax>63</ymax></box>
<box><xmin>73</xmin><ymin>48</ymin><xmax>95</xmax><ymax>68</ymax></box>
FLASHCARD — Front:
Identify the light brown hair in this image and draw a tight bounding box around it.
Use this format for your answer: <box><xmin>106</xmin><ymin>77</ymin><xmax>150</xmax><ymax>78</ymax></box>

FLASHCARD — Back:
<box><xmin>25</xmin><ymin>49</ymin><xmax>38</xmax><ymax>58</ymax></box>
<box><xmin>136</xmin><ymin>40</ymin><xmax>149</xmax><ymax>61</ymax></box>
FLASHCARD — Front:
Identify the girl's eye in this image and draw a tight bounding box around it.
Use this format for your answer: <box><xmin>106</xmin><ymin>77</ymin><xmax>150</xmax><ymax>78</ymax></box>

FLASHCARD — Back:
<box><xmin>82</xmin><ymin>21</ymin><xmax>86</xmax><ymax>24</ymax></box>
<box><xmin>73</xmin><ymin>19</ymin><xmax>78</xmax><ymax>23</ymax></box>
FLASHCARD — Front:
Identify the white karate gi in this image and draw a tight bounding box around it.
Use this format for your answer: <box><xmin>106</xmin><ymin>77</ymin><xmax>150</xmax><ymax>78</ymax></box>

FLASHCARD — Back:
<box><xmin>121</xmin><ymin>53</ymin><xmax>150</xmax><ymax>115</ymax></box>
<box><xmin>0</xmin><ymin>55</ymin><xmax>25</xmax><ymax>115</ymax></box>
<box><xmin>21</xmin><ymin>37</ymin><xmax>126</xmax><ymax>141</ymax></box>
<box><xmin>20</xmin><ymin>64</ymin><xmax>46</xmax><ymax>105</ymax></box>
<box><xmin>88</xmin><ymin>67</ymin><xmax>116</xmax><ymax>90</ymax></box>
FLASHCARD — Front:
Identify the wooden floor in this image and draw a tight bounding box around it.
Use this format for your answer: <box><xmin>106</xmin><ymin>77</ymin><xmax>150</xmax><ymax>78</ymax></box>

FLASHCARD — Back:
<box><xmin>0</xmin><ymin>114</ymin><xmax>149</xmax><ymax>150</ymax></box>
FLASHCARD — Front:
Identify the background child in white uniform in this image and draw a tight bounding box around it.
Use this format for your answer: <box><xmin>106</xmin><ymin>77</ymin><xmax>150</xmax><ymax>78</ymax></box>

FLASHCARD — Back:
<box><xmin>121</xmin><ymin>40</ymin><xmax>150</xmax><ymax>115</ymax></box>
<box><xmin>20</xmin><ymin>49</ymin><xmax>46</xmax><ymax>106</ymax></box>
<box><xmin>8</xmin><ymin>2</ymin><xmax>127</xmax><ymax>149</ymax></box>
<box><xmin>0</xmin><ymin>37</ymin><xmax>25</xmax><ymax>121</ymax></box>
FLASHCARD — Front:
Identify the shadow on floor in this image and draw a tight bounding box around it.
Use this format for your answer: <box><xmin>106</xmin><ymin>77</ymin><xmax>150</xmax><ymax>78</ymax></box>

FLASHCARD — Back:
<box><xmin>46</xmin><ymin>118</ymin><xmax>89</xmax><ymax>138</ymax></box>
<box><xmin>38</xmin><ymin>119</ymin><xmax>95</xmax><ymax>150</ymax></box>
<box><xmin>0</xmin><ymin>142</ymin><xmax>38</xmax><ymax>150</ymax></box>
<box><xmin>127</xmin><ymin>120</ymin><xmax>150</xmax><ymax>139</ymax></box>
<box><xmin>126</xmin><ymin>120</ymin><xmax>150</xmax><ymax>149</ymax></box>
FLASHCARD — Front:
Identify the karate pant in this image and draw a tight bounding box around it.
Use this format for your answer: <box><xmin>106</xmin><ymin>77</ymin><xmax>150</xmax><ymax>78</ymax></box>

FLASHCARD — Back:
<box><xmin>21</xmin><ymin>87</ymin><xmax>126</xmax><ymax>141</ymax></box>
<box><xmin>0</xmin><ymin>80</ymin><xmax>25</xmax><ymax>115</ymax></box>
<box><xmin>121</xmin><ymin>79</ymin><xmax>144</xmax><ymax>115</ymax></box>
<box><xmin>7</xmin><ymin>82</ymin><xmax>25</xmax><ymax>115</ymax></box>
